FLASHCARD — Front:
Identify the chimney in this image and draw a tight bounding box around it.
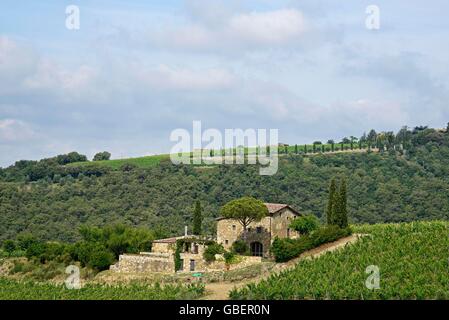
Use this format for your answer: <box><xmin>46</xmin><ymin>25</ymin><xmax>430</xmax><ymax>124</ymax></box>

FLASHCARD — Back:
<box><xmin>184</xmin><ymin>226</ymin><xmax>188</xmax><ymax>237</ymax></box>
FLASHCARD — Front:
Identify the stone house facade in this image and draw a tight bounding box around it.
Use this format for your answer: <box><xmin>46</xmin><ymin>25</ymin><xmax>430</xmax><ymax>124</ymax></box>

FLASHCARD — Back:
<box><xmin>111</xmin><ymin>203</ymin><xmax>300</xmax><ymax>273</ymax></box>
<box><xmin>216</xmin><ymin>203</ymin><xmax>301</xmax><ymax>258</ymax></box>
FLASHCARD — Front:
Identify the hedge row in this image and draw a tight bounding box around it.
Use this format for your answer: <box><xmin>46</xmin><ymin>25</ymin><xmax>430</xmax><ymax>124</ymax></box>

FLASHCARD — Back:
<box><xmin>271</xmin><ymin>226</ymin><xmax>352</xmax><ymax>262</ymax></box>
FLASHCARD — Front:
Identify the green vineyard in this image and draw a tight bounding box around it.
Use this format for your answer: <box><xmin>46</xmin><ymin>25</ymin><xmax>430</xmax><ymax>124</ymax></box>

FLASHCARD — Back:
<box><xmin>0</xmin><ymin>280</ymin><xmax>205</xmax><ymax>300</ymax></box>
<box><xmin>230</xmin><ymin>221</ymin><xmax>449</xmax><ymax>300</ymax></box>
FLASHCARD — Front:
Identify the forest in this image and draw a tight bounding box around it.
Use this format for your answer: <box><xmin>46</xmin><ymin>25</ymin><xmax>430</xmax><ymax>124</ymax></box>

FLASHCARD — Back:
<box><xmin>0</xmin><ymin>125</ymin><xmax>448</xmax><ymax>242</ymax></box>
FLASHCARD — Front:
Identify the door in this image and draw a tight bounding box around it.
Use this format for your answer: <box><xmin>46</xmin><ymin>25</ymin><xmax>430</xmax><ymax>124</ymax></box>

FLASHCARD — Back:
<box><xmin>250</xmin><ymin>242</ymin><xmax>263</xmax><ymax>257</ymax></box>
<box><xmin>190</xmin><ymin>259</ymin><xmax>195</xmax><ymax>271</ymax></box>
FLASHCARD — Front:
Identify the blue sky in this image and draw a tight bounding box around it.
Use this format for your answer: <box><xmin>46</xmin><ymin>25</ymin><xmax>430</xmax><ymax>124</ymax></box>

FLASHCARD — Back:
<box><xmin>1</xmin><ymin>0</ymin><xmax>449</xmax><ymax>166</ymax></box>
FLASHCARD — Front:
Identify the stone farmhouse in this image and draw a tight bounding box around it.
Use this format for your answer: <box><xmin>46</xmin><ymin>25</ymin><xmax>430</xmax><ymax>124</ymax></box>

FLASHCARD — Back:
<box><xmin>217</xmin><ymin>203</ymin><xmax>301</xmax><ymax>258</ymax></box>
<box><xmin>111</xmin><ymin>203</ymin><xmax>300</xmax><ymax>273</ymax></box>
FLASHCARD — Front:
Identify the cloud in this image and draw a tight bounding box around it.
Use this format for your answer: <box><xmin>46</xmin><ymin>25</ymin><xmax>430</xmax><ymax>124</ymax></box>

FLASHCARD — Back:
<box><xmin>228</xmin><ymin>9</ymin><xmax>306</xmax><ymax>45</ymax></box>
<box><xmin>143</xmin><ymin>8</ymin><xmax>309</xmax><ymax>53</ymax></box>
<box><xmin>0</xmin><ymin>119</ymin><xmax>35</xmax><ymax>142</ymax></box>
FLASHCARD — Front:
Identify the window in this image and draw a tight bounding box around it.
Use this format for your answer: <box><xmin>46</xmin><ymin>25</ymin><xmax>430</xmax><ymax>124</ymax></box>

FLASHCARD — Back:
<box><xmin>247</xmin><ymin>227</ymin><xmax>252</xmax><ymax>232</ymax></box>
<box><xmin>287</xmin><ymin>228</ymin><xmax>290</xmax><ymax>238</ymax></box>
<box><xmin>193</xmin><ymin>244</ymin><xmax>199</xmax><ymax>254</ymax></box>
<box><xmin>190</xmin><ymin>260</ymin><xmax>195</xmax><ymax>271</ymax></box>
<box><xmin>256</xmin><ymin>227</ymin><xmax>262</xmax><ymax>234</ymax></box>
<box><xmin>232</xmin><ymin>225</ymin><xmax>236</xmax><ymax>231</ymax></box>
<box><xmin>179</xmin><ymin>259</ymin><xmax>184</xmax><ymax>271</ymax></box>
<box><xmin>225</xmin><ymin>240</ymin><xmax>229</xmax><ymax>245</ymax></box>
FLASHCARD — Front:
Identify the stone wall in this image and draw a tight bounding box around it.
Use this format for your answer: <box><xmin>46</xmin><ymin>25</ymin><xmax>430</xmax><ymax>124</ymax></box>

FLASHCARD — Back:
<box><xmin>271</xmin><ymin>208</ymin><xmax>300</xmax><ymax>239</ymax></box>
<box><xmin>152</xmin><ymin>242</ymin><xmax>175</xmax><ymax>254</ymax></box>
<box><xmin>111</xmin><ymin>253</ymin><xmax>175</xmax><ymax>273</ymax></box>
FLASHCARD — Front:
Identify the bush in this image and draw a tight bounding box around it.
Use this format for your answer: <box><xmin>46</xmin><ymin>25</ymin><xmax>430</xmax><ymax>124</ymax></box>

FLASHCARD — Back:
<box><xmin>232</xmin><ymin>240</ymin><xmax>250</xmax><ymax>255</ymax></box>
<box><xmin>271</xmin><ymin>226</ymin><xmax>352</xmax><ymax>262</ymax></box>
<box><xmin>224</xmin><ymin>251</ymin><xmax>236</xmax><ymax>264</ymax></box>
<box><xmin>290</xmin><ymin>215</ymin><xmax>320</xmax><ymax>235</ymax></box>
<box><xmin>2</xmin><ymin>240</ymin><xmax>16</xmax><ymax>256</ymax></box>
<box><xmin>88</xmin><ymin>248</ymin><xmax>115</xmax><ymax>271</ymax></box>
<box><xmin>203</xmin><ymin>243</ymin><xmax>225</xmax><ymax>262</ymax></box>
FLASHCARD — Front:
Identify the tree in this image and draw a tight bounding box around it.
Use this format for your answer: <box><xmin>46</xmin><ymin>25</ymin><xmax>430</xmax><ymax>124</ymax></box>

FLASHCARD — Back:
<box><xmin>367</xmin><ymin>129</ymin><xmax>377</xmax><ymax>146</ymax></box>
<box><xmin>290</xmin><ymin>215</ymin><xmax>320</xmax><ymax>235</ymax></box>
<box><xmin>334</xmin><ymin>179</ymin><xmax>349</xmax><ymax>229</ymax></box>
<box><xmin>93</xmin><ymin>152</ymin><xmax>111</xmax><ymax>161</ymax></box>
<box><xmin>220</xmin><ymin>197</ymin><xmax>268</xmax><ymax>235</ymax></box>
<box><xmin>193</xmin><ymin>200</ymin><xmax>202</xmax><ymax>235</ymax></box>
<box><xmin>2</xmin><ymin>240</ymin><xmax>16</xmax><ymax>256</ymax></box>
<box><xmin>326</xmin><ymin>179</ymin><xmax>337</xmax><ymax>225</ymax></box>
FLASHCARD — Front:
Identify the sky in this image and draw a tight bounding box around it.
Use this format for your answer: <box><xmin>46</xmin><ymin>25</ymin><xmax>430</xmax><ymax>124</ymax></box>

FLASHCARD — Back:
<box><xmin>1</xmin><ymin>0</ymin><xmax>449</xmax><ymax>167</ymax></box>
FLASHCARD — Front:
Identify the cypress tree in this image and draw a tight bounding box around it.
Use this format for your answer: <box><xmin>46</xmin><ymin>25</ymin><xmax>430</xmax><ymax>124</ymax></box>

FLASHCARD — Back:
<box><xmin>295</xmin><ymin>144</ymin><xmax>298</xmax><ymax>154</ymax></box>
<box><xmin>193</xmin><ymin>201</ymin><xmax>202</xmax><ymax>235</ymax></box>
<box><xmin>338</xmin><ymin>179</ymin><xmax>348</xmax><ymax>228</ymax></box>
<box><xmin>333</xmin><ymin>179</ymin><xmax>348</xmax><ymax>228</ymax></box>
<box><xmin>326</xmin><ymin>178</ymin><xmax>337</xmax><ymax>225</ymax></box>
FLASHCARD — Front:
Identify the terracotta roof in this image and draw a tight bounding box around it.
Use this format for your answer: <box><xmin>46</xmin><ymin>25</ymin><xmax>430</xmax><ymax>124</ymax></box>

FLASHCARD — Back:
<box><xmin>152</xmin><ymin>237</ymin><xmax>179</xmax><ymax>244</ymax></box>
<box><xmin>152</xmin><ymin>234</ymin><xmax>208</xmax><ymax>244</ymax></box>
<box><xmin>264</xmin><ymin>203</ymin><xmax>289</xmax><ymax>214</ymax></box>
<box><xmin>216</xmin><ymin>203</ymin><xmax>300</xmax><ymax>221</ymax></box>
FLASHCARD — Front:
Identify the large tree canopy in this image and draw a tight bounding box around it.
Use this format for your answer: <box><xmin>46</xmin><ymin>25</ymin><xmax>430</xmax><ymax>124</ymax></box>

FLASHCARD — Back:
<box><xmin>220</xmin><ymin>197</ymin><xmax>269</xmax><ymax>232</ymax></box>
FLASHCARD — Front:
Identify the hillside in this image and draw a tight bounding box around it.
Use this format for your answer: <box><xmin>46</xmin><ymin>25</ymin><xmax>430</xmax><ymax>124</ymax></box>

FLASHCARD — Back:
<box><xmin>229</xmin><ymin>221</ymin><xmax>449</xmax><ymax>299</ymax></box>
<box><xmin>0</xmin><ymin>126</ymin><xmax>449</xmax><ymax>242</ymax></box>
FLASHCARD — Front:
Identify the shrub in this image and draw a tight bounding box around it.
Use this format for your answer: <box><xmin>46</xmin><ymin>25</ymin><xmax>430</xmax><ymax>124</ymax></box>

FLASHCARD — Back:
<box><xmin>224</xmin><ymin>251</ymin><xmax>236</xmax><ymax>264</ymax></box>
<box><xmin>2</xmin><ymin>240</ymin><xmax>16</xmax><ymax>256</ymax></box>
<box><xmin>88</xmin><ymin>249</ymin><xmax>115</xmax><ymax>271</ymax></box>
<box><xmin>232</xmin><ymin>240</ymin><xmax>250</xmax><ymax>255</ymax></box>
<box><xmin>271</xmin><ymin>226</ymin><xmax>352</xmax><ymax>262</ymax></box>
<box><xmin>290</xmin><ymin>215</ymin><xmax>320</xmax><ymax>235</ymax></box>
<box><xmin>203</xmin><ymin>243</ymin><xmax>225</xmax><ymax>262</ymax></box>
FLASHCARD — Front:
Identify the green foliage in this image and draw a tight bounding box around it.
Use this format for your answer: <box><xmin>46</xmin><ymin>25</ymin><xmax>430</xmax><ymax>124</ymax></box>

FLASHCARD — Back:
<box><xmin>2</xmin><ymin>240</ymin><xmax>16</xmax><ymax>255</ymax></box>
<box><xmin>231</xmin><ymin>221</ymin><xmax>449</xmax><ymax>300</ymax></box>
<box><xmin>334</xmin><ymin>179</ymin><xmax>348</xmax><ymax>228</ymax></box>
<box><xmin>232</xmin><ymin>240</ymin><xmax>250</xmax><ymax>255</ymax></box>
<box><xmin>19</xmin><ymin>224</ymin><xmax>154</xmax><ymax>271</ymax></box>
<box><xmin>224</xmin><ymin>251</ymin><xmax>236</xmax><ymax>264</ymax></box>
<box><xmin>290</xmin><ymin>215</ymin><xmax>320</xmax><ymax>235</ymax></box>
<box><xmin>326</xmin><ymin>179</ymin><xmax>337</xmax><ymax>225</ymax></box>
<box><xmin>203</xmin><ymin>243</ymin><xmax>225</xmax><ymax>262</ymax></box>
<box><xmin>174</xmin><ymin>239</ymin><xmax>183</xmax><ymax>272</ymax></box>
<box><xmin>93</xmin><ymin>152</ymin><xmax>111</xmax><ymax>161</ymax></box>
<box><xmin>271</xmin><ymin>226</ymin><xmax>352</xmax><ymax>262</ymax></box>
<box><xmin>1</xmin><ymin>126</ymin><xmax>449</xmax><ymax>242</ymax></box>
<box><xmin>0</xmin><ymin>279</ymin><xmax>205</xmax><ymax>300</ymax></box>
<box><xmin>193</xmin><ymin>200</ymin><xmax>202</xmax><ymax>235</ymax></box>
<box><xmin>326</xmin><ymin>177</ymin><xmax>349</xmax><ymax>229</ymax></box>
<box><xmin>220</xmin><ymin>197</ymin><xmax>269</xmax><ymax>231</ymax></box>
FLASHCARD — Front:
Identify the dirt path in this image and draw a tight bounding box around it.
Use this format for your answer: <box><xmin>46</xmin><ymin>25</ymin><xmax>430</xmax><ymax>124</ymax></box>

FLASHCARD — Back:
<box><xmin>201</xmin><ymin>234</ymin><xmax>363</xmax><ymax>300</ymax></box>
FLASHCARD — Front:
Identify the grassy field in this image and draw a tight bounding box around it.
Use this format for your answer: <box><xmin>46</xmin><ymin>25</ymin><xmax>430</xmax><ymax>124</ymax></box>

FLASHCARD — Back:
<box><xmin>230</xmin><ymin>221</ymin><xmax>449</xmax><ymax>300</ymax></box>
<box><xmin>0</xmin><ymin>278</ymin><xmax>204</xmax><ymax>300</ymax></box>
<box><xmin>67</xmin><ymin>143</ymin><xmax>370</xmax><ymax>170</ymax></box>
<box><xmin>68</xmin><ymin>154</ymin><xmax>170</xmax><ymax>169</ymax></box>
